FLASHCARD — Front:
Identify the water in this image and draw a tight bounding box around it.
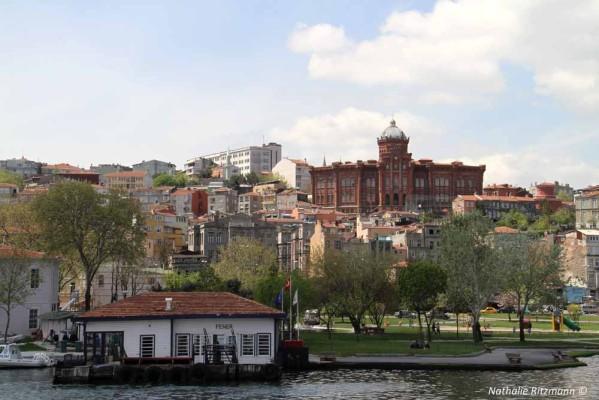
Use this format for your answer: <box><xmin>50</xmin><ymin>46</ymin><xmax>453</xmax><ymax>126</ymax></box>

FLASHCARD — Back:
<box><xmin>1</xmin><ymin>357</ymin><xmax>598</xmax><ymax>400</ymax></box>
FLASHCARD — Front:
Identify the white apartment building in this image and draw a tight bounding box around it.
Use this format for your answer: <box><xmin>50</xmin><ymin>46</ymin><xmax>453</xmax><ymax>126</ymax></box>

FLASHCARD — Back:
<box><xmin>272</xmin><ymin>158</ymin><xmax>312</xmax><ymax>193</ymax></box>
<box><xmin>185</xmin><ymin>143</ymin><xmax>282</xmax><ymax>176</ymax></box>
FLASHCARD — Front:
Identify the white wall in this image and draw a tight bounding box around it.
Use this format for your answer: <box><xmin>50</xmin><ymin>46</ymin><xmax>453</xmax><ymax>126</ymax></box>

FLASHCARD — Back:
<box><xmin>0</xmin><ymin>258</ymin><xmax>59</xmax><ymax>337</ymax></box>
<box><xmin>85</xmin><ymin>317</ymin><xmax>278</xmax><ymax>364</ymax></box>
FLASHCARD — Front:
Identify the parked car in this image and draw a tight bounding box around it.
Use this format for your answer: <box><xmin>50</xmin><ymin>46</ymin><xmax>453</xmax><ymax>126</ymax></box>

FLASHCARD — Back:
<box><xmin>394</xmin><ymin>310</ymin><xmax>417</xmax><ymax>318</ymax></box>
<box><xmin>481</xmin><ymin>307</ymin><xmax>497</xmax><ymax>314</ymax></box>
<box><xmin>303</xmin><ymin>309</ymin><xmax>320</xmax><ymax>325</ymax></box>
<box><xmin>426</xmin><ymin>310</ymin><xmax>450</xmax><ymax>320</ymax></box>
<box><xmin>498</xmin><ymin>306</ymin><xmax>515</xmax><ymax>313</ymax></box>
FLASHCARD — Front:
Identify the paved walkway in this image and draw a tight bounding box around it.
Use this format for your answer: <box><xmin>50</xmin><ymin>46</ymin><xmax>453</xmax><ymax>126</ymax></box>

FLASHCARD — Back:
<box><xmin>309</xmin><ymin>347</ymin><xmax>587</xmax><ymax>370</ymax></box>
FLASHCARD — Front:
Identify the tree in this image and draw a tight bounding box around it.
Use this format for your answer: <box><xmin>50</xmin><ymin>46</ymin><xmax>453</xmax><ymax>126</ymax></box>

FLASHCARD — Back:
<box><xmin>313</xmin><ymin>248</ymin><xmax>393</xmax><ymax>336</ymax></box>
<box><xmin>153</xmin><ymin>172</ymin><xmax>188</xmax><ymax>188</ymax></box>
<box><xmin>0</xmin><ymin>170</ymin><xmax>23</xmax><ymax>189</ymax></box>
<box><xmin>397</xmin><ymin>261</ymin><xmax>447</xmax><ymax>342</ymax></box>
<box><xmin>440</xmin><ymin>212</ymin><xmax>501</xmax><ymax>343</ymax></box>
<box><xmin>496</xmin><ymin>233</ymin><xmax>563</xmax><ymax>341</ymax></box>
<box><xmin>213</xmin><ymin>237</ymin><xmax>278</xmax><ymax>295</ymax></box>
<box><xmin>0</xmin><ymin>203</ymin><xmax>42</xmax><ymax>249</ymax></box>
<box><xmin>551</xmin><ymin>207</ymin><xmax>575</xmax><ymax>230</ymax></box>
<box><xmin>0</xmin><ymin>250</ymin><xmax>35</xmax><ymax>342</ymax></box>
<box><xmin>33</xmin><ymin>182</ymin><xmax>145</xmax><ymax>310</ymax></box>
<box><xmin>567</xmin><ymin>304</ymin><xmax>582</xmax><ymax>322</ymax></box>
<box><xmin>496</xmin><ymin>209</ymin><xmax>529</xmax><ymax>231</ymax></box>
<box><xmin>165</xmin><ymin>267</ymin><xmax>223</xmax><ymax>292</ymax></box>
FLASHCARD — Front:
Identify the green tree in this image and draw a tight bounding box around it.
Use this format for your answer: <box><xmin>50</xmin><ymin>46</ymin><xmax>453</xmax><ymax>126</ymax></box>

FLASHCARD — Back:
<box><xmin>254</xmin><ymin>270</ymin><xmax>318</xmax><ymax>312</ymax></box>
<box><xmin>496</xmin><ymin>209</ymin><xmax>529</xmax><ymax>231</ymax></box>
<box><xmin>213</xmin><ymin>237</ymin><xmax>278</xmax><ymax>295</ymax></box>
<box><xmin>0</xmin><ymin>203</ymin><xmax>42</xmax><ymax>249</ymax></box>
<box><xmin>530</xmin><ymin>215</ymin><xmax>552</xmax><ymax>233</ymax></box>
<box><xmin>165</xmin><ymin>267</ymin><xmax>223</xmax><ymax>292</ymax></box>
<box><xmin>153</xmin><ymin>172</ymin><xmax>188</xmax><ymax>188</ymax></box>
<box><xmin>551</xmin><ymin>207</ymin><xmax>575</xmax><ymax>229</ymax></box>
<box><xmin>496</xmin><ymin>234</ymin><xmax>563</xmax><ymax>341</ymax></box>
<box><xmin>313</xmin><ymin>248</ymin><xmax>393</xmax><ymax>336</ymax></box>
<box><xmin>397</xmin><ymin>260</ymin><xmax>447</xmax><ymax>342</ymax></box>
<box><xmin>0</xmin><ymin>250</ymin><xmax>35</xmax><ymax>342</ymax></box>
<box><xmin>33</xmin><ymin>182</ymin><xmax>145</xmax><ymax>310</ymax></box>
<box><xmin>567</xmin><ymin>304</ymin><xmax>582</xmax><ymax>322</ymax></box>
<box><xmin>0</xmin><ymin>170</ymin><xmax>23</xmax><ymax>189</ymax></box>
<box><xmin>440</xmin><ymin>212</ymin><xmax>501</xmax><ymax>343</ymax></box>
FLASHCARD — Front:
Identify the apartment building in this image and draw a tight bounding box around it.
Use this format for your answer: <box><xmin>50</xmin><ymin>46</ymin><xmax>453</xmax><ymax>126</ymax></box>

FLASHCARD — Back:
<box><xmin>185</xmin><ymin>143</ymin><xmax>282</xmax><ymax>176</ymax></box>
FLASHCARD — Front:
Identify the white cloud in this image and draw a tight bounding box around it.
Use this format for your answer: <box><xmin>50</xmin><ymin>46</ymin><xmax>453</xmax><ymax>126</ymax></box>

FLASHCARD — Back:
<box><xmin>288</xmin><ymin>23</ymin><xmax>351</xmax><ymax>53</ymax></box>
<box><xmin>270</xmin><ymin>107</ymin><xmax>442</xmax><ymax>165</ymax></box>
<box><xmin>289</xmin><ymin>0</ymin><xmax>599</xmax><ymax>110</ymax></box>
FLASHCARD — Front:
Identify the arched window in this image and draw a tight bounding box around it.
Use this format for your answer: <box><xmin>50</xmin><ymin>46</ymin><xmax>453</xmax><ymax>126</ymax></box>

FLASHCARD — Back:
<box><xmin>385</xmin><ymin>194</ymin><xmax>390</xmax><ymax>206</ymax></box>
<box><xmin>393</xmin><ymin>193</ymin><xmax>399</xmax><ymax>205</ymax></box>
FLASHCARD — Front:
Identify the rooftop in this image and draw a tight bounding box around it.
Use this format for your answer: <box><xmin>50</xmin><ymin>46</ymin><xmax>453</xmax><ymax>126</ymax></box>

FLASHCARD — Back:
<box><xmin>77</xmin><ymin>291</ymin><xmax>285</xmax><ymax>320</ymax></box>
<box><xmin>104</xmin><ymin>171</ymin><xmax>148</xmax><ymax>178</ymax></box>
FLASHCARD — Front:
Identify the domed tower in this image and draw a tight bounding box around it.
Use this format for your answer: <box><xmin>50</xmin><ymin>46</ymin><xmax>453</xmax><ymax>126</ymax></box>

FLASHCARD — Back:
<box><xmin>377</xmin><ymin>119</ymin><xmax>412</xmax><ymax>209</ymax></box>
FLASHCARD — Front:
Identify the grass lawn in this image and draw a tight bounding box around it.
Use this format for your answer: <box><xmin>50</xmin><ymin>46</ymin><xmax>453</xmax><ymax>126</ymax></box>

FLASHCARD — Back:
<box><xmin>301</xmin><ymin>329</ymin><xmax>599</xmax><ymax>357</ymax></box>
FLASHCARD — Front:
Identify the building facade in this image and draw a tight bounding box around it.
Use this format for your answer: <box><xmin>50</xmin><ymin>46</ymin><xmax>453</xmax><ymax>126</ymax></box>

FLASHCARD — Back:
<box><xmin>208</xmin><ymin>187</ymin><xmax>238</xmax><ymax>214</ymax></box>
<box><xmin>0</xmin><ymin>247</ymin><xmax>59</xmax><ymax>336</ymax></box>
<box><xmin>132</xmin><ymin>160</ymin><xmax>177</xmax><ymax>177</ymax></box>
<box><xmin>272</xmin><ymin>158</ymin><xmax>312</xmax><ymax>193</ymax></box>
<box><xmin>103</xmin><ymin>171</ymin><xmax>153</xmax><ymax>191</ymax></box>
<box><xmin>310</xmin><ymin>120</ymin><xmax>485</xmax><ymax>214</ymax></box>
<box><xmin>186</xmin><ymin>143</ymin><xmax>282</xmax><ymax>176</ymax></box>
<box><xmin>78</xmin><ymin>292</ymin><xmax>284</xmax><ymax>365</ymax></box>
<box><xmin>0</xmin><ymin>157</ymin><xmax>42</xmax><ymax>177</ymax></box>
<box><xmin>576</xmin><ymin>186</ymin><xmax>599</xmax><ymax>229</ymax></box>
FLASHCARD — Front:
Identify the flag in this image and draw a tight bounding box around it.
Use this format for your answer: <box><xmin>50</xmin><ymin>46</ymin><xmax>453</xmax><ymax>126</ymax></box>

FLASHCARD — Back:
<box><xmin>292</xmin><ymin>289</ymin><xmax>298</xmax><ymax>306</ymax></box>
<box><xmin>284</xmin><ymin>278</ymin><xmax>291</xmax><ymax>292</ymax></box>
<box><xmin>274</xmin><ymin>291</ymin><xmax>283</xmax><ymax>308</ymax></box>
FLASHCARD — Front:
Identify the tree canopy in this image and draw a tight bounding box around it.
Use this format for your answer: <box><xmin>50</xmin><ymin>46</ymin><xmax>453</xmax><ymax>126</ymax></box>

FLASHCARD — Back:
<box><xmin>33</xmin><ymin>181</ymin><xmax>145</xmax><ymax>310</ymax></box>
<box><xmin>0</xmin><ymin>170</ymin><xmax>23</xmax><ymax>189</ymax></box>
<box><xmin>153</xmin><ymin>172</ymin><xmax>189</xmax><ymax>188</ymax></box>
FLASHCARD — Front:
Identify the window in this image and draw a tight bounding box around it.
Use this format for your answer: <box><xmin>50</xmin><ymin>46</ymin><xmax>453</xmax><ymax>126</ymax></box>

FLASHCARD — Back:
<box><xmin>192</xmin><ymin>334</ymin><xmax>203</xmax><ymax>356</ymax></box>
<box><xmin>257</xmin><ymin>334</ymin><xmax>270</xmax><ymax>356</ymax></box>
<box><xmin>175</xmin><ymin>334</ymin><xmax>190</xmax><ymax>357</ymax></box>
<box><xmin>69</xmin><ymin>282</ymin><xmax>76</xmax><ymax>293</ymax></box>
<box><xmin>30</xmin><ymin>269</ymin><xmax>40</xmax><ymax>289</ymax></box>
<box><xmin>140</xmin><ymin>335</ymin><xmax>155</xmax><ymax>358</ymax></box>
<box><xmin>28</xmin><ymin>309</ymin><xmax>38</xmax><ymax>329</ymax></box>
<box><xmin>98</xmin><ymin>274</ymin><xmax>104</xmax><ymax>287</ymax></box>
<box><xmin>241</xmin><ymin>334</ymin><xmax>254</xmax><ymax>356</ymax></box>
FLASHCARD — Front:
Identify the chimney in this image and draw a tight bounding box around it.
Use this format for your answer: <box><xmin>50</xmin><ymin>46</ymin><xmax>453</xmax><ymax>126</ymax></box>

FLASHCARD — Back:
<box><xmin>165</xmin><ymin>297</ymin><xmax>173</xmax><ymax>311</ymax></box>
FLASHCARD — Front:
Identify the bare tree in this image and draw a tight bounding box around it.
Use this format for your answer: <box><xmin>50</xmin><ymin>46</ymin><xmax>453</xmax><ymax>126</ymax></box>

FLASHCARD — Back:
<box><xmin>0</xmin><ymin>250</ymin><xmax>35</xmax><ymax>342</ymax></box>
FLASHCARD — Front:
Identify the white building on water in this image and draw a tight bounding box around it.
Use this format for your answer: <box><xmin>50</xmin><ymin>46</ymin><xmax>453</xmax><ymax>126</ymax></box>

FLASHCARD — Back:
<box><xmin>77</xmin><ymin>292</ymin><xmax>284</xmax><ymax>365</ymax></box>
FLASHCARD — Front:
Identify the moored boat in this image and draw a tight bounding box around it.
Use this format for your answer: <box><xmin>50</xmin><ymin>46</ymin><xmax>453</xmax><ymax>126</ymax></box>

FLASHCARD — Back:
<box><xmin>0</xmin><ymin>343</ymin><xmax>55</xmax><ymax>368</ymax></box>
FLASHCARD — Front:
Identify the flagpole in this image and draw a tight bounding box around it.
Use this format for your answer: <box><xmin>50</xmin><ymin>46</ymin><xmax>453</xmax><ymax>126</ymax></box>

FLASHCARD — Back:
<box><xmin>289</xmin><ymin>274</ymin><xmax>293</xmax><ymax>340</ymax></box>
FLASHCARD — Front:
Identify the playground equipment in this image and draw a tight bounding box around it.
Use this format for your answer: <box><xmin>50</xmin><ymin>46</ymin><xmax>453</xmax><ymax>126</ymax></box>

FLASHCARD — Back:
<box><xmin>552</xmin><ymin>308</ymin><xmax>581</xmax><ymax>332</ymax></box>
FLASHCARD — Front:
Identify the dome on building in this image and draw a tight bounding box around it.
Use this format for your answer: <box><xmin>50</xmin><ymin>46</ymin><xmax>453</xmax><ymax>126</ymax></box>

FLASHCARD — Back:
<box><xmin>381</xmin><ymin>119</ymin><xmax>408</xmax><ymax>140</ymax></box>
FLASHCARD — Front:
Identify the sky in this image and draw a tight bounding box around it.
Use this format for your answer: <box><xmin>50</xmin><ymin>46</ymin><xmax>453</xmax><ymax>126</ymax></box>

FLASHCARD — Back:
<box><xmin>1</xmin><ymin>0</ymin><xmax>598</xmax><ymax>188</ymax></box>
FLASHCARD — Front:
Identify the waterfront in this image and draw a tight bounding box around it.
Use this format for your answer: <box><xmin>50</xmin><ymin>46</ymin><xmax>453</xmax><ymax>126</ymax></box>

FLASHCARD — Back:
<box><xmin>1</xmin><ymin>356</ymin><xmax>597</xmax><ymax>400</ymax></box>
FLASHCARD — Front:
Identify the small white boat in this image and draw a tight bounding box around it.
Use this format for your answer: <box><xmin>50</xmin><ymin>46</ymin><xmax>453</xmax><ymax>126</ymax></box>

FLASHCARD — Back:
<box><xmin>0</xmin><ymin>344</ymin><xmax>56</xmax><ymax>368</ymax></box>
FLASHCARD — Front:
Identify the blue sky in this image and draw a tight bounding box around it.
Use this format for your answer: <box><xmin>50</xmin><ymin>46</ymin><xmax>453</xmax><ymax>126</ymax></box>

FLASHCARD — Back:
<box><xmin>1</xmin><ymin>0</ymin><xmax>598</xmax><ymax>187</ymax></box>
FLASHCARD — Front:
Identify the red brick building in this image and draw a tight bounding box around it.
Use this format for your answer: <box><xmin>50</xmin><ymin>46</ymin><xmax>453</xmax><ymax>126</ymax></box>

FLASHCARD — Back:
<box><xmin>310</xmin><ymin>120</ymin><xmax>485</xmax><ymax>214</ymax></box>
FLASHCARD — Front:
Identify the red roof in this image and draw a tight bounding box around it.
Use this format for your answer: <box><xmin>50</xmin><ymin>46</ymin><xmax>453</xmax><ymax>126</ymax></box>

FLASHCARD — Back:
<box><xmin>77</xmin><ymin>292</ymin><xmax>285</xmax><ymax>320</ymax></box>
<box><xmin>0</xmin><ymin>246</ymin><xmax>48</xmax><ymax>259</ymax></box>
<box><xmin>458</xmin><ymin>194</ymin><xmax>537</xmax><ymax>203</ymax></box>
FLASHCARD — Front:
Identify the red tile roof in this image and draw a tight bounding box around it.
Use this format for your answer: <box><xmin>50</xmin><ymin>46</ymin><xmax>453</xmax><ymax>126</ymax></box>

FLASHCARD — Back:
<box><xmin>77</xmin><ymin>292</ymin><xmax>285</xmax><ymax>320</ymax></box>
<box><xmin>0</xmin><ymin>245</ymin><xmax>48</xmax><ymax>259</ymax></box>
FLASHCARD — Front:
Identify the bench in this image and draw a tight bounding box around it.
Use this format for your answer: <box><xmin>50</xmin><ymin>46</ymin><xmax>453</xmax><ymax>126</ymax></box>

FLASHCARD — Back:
<box><xmin>505</xmin><ymin>352</ymin><xmax>521</xmax><ymax>365</ymax></box>
<box><xmin>319</xmin><ymin>352</ymin><xmax>336</xmax><ymax>362</ymax></box>
<box><xmin>362</xmin><ymin>326</ymin><xmax>385</xmax><ymax>335</ymax></box>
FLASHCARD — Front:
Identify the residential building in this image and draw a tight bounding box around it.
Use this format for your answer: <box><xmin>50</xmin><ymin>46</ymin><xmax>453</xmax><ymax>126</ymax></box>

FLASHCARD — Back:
<box><xmin>132</xmin><ymin>160</ymin><xmax>177</xmax><ymax>177</ymax></box>
<box><xmin>184</xmin><ymin>157</ymin><xmax>214</xmax><ymax>178</ymax></box>
<box><xmin>103</xmin><ymin>170</ymin><xmax>152</xmax><ymax>191</ymax></box>
<box><xmin>310</xmin><ymin>120</ymin><xmax>485</xmax><ymax>214</ymax></box>
<box><xmin>208</xmin><ymin>187</ymin><xmax>238</xmax><ymax>214</ymax></box>
<box><xmin>186</xmin><ymin>142</ymin><xmax>282</xmax><ymax>176</ymax></box>
<box><xmin>272</xmin><ymin>158</ymin><xmax>312</xmax><ymax>193</ymax></box>
<box><xmin>167</xmin><ymin>250</ymin><xmax>210</xmax><ymax>273</ymax></box>
<box><xmin>89</xmin><ymin>164</ymin><xmax>132</xmax><ymax>175</ymax></box>
<box><xmin>276</xmin><ymin>189</ymin><xmax>309</xmax><ymax>212</ymax></box>
<box><xmin>78</xmin><ymin>292</ymin><xmax>284</xmax><ymax>365</ymax></box>
<box><xmin>171</xmin><ymin>188</ymin><xmax>208</xmax><ymax>217</ymax></box>
<box><xmin>0</xmin><ymin>157</ymin><xmax>41</xmax><ymax>177</ymax></box>
<box><xmin>188</xmin><ymin>214</ymin><xmax>277</xmax><ymax>262</ymax></box>
<box><xmin>254</xmin><ymin>181</ymin><xmax>286</xmax><ymax>212</ymax></box>
<box><xmin>130</xmin><ymin>186</ymin><xmax>175</xmax><ymax>212</ymax></box>
<box><xmin>390</xmin><ymin>223</ymin><xmax>442</xmax><ymax>263</ymax></box>
<box><xmin>42</xmin><ymin>163</ymin><xmax>99</xmax><ymax>184</ymax></box>
<box><xmin>264</xmin><ymin>218</ymin><xmax>314</xmax><ymax>272</ymax></box>
<box><xmin>0</xmin><ymin>247</ymin><xmax>59</xmax><ymax>336</ymax></box>
<box><xmin>483</xmin><ymin>183</ymin><xmax>530</xmax><ymax>197</ymax></box>
<box><xmin>562</xmin><ymin>230</ymin><xmax>599</xmax><ymax>300</ymax></box>
<box><xmin>0</xmin><ymin>183</ymin><xmax>18</xmax><ymax>204</ymax></box>
<box><xmin>453</xmin><ymin>194</ymin><xmax>538</xmax><ymax>221</ymax></box>
<box><xmin>144</xmin><ymin>206</ymin><xmax>188</xmax><ymax>263</ymax></box>
<box><xmin>575</xmin><ymin>186</ymin><xmax>599</xmax><ymax>228</ymax></box>
<box><xmin>309</xmin><ymin>220</ymin><xmax>362</xmax><ymax>265</ymax></box>
<box><xmin>238</xmin><ymin>192</ymin><xmax>262</xmax><ymax>215</ymax></box>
